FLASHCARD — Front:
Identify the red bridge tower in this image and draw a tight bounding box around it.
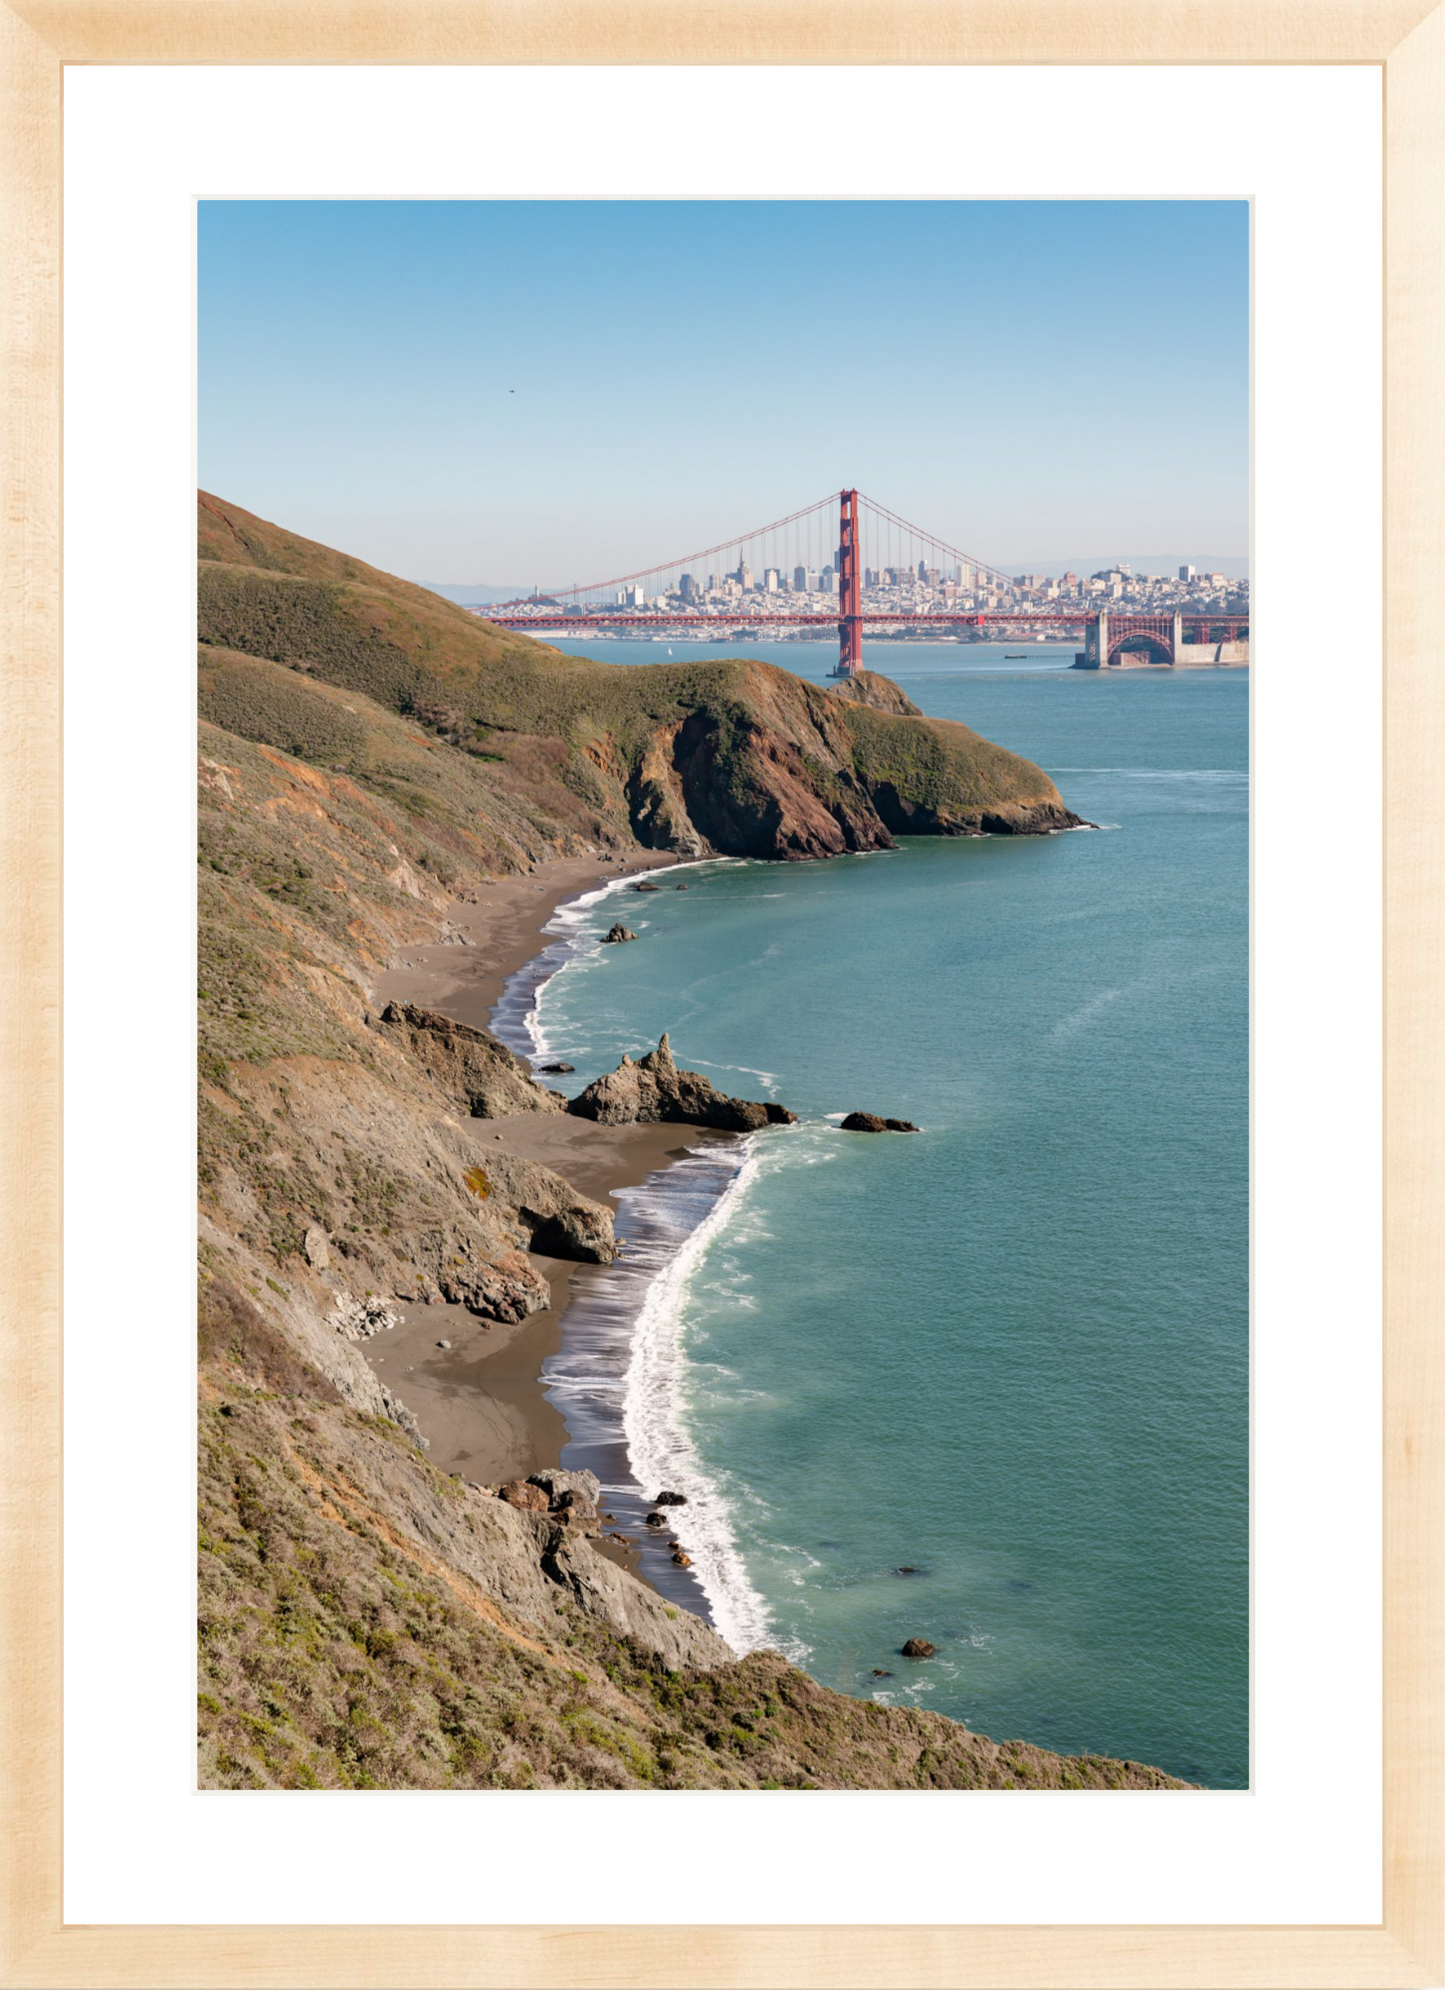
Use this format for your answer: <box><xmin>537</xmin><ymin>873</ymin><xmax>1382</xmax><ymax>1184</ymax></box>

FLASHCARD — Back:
<box><xmin>837</xmin><ymin>487</ymin><xmax>863</xmax><ymax>676</ymax></box>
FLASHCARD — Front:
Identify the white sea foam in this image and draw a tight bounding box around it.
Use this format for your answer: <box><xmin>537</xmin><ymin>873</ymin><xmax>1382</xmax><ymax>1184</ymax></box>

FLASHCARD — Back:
<box><xmin>616</xmin><ymin>1138</ymin><xmax>798</xmax><ymax>1659</ymax></box>
<box><xmin>495</xmin><ymin>854</ymin><xmax>806</xmax><ymax>1658</ymax></box>
<box><xmin>490</xmin><ymin>857</ymin><xmax>724</xmax><ymax>1067</ymax></box>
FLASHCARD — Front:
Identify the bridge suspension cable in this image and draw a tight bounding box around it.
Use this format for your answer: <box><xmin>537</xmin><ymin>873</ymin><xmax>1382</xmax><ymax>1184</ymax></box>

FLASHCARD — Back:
<box><xmin>496</xmin><ymin>488</ymin><xmax>1026</xmax><ymax>613</ymax></box>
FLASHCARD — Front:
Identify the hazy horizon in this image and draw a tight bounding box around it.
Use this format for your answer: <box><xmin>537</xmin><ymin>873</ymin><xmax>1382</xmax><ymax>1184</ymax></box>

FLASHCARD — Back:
<box><xmin>200</xmin><ymin>200</ymin><xmax>1248</xmax><ymax>584</ymax></box>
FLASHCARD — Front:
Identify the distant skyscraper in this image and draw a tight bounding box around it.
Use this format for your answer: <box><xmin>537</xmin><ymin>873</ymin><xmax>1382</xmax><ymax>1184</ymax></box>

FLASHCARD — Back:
<box><xmin>680</xmin><ymin>572</ymin><xmax>695</xmax><ymax>601</ymax></box>
<box><xmin>1179</xmin><ymin>563</ymin><xmax>1196</xmax><ymax>580</ymax></box>
<box><xmin>820</xmin><ymin>565</ymin><xmax>837</xmax><ymax>593</ymax></box>
<box><xmin>764</xmin><ymin>568</ymin><xmax>779</xmax><ymax>593</ymax></box>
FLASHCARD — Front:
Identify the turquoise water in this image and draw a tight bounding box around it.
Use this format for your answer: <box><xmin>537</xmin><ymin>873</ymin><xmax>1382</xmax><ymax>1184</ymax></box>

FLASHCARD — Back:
<box><xmin>528</xmin><ymin>642</ymin><xmax>1248</xmax><ymax>1789</ymax></box>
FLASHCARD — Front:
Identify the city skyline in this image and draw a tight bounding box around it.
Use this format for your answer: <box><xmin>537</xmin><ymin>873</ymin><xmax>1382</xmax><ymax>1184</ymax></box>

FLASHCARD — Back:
<box><xmin>199</xmin><ymin>200</ymin><xmax>1249</xmax><ymax>583</ymax></box>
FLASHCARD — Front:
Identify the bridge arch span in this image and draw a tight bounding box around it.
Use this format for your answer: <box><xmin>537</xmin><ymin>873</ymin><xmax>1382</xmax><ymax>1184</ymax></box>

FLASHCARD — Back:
<box><xmin>1108</xmin><ymin>632</ymin><xmax>1174</xmax><ymax>665</ymax></box>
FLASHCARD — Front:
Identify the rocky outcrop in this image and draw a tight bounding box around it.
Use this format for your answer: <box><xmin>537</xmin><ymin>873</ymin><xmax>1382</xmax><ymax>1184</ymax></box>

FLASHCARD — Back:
<box><xmin>496</xmin><ymin>1470</ymin><xmax>602</xmax><ymax>1530</ymax></box>
<box><xmin>826</xmin><ymin>669</ymin><xmax>924</xmax><ymax>717</ymax></box>
<box><xmin>667</xmin><ymin>702</ymin><xmax>893</xmax><ymax>862</ymax></box>
<box><xmin>602</xmin><ymin>923</ymin><xmax>636</xmax><ymax>944</ymax></box>
<box><xmin>568</xmin><ymin>1033</ymin><xmax>797</xmax><ymax>1133</ymax></box>
<box><xmin>437</xmin><ymin>1246</ymin><xmax>551</xmax><ymax>1323</ymax></box>
<box><xmin>841</xmin><ymin>1112</ymin><xmax>920</xmax><ymax>1132</ymax></box>
<box><xmin>477</xmin><ymin>1150</ymin><xmax>617</xmax><ymax>1264</ymax></box>
<box><xmin>902</xmin><ymin>1638</ymin><xmax>937</xmax><ymax>1658</ymax></box>
<box><xmin>378</xmin><ymin>1002</ymin><xmax>565</xmax><ymax>1119</ymax></box>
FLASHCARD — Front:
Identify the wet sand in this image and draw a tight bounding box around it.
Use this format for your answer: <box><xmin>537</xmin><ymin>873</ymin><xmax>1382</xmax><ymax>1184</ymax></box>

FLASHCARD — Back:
<box><xmin>362</xmin><ymin>849</ymin><xmax>695</xmax><ymax>1503</ymax></box>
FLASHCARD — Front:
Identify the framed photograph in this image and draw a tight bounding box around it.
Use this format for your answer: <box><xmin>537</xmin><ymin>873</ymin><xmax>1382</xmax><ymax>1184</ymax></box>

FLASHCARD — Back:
<box><xmin>3</xmin><ymin>5</ymin><xmax>1441</xmax><ymax>1986</ymax></box>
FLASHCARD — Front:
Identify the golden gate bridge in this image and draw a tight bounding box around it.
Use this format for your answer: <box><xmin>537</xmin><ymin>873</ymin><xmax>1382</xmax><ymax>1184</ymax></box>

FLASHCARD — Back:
<box><xmin>479</xmin><ymin>488</ymin><xmax>1248</xmax><ymax>677</ymax></box>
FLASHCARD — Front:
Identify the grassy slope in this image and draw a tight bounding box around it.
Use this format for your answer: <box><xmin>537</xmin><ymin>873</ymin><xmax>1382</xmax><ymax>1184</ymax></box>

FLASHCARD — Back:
<box><xmin>199</xmin><ymin>1296</ymin><xmax>1186</xmax><ymax>1792</ymax></box>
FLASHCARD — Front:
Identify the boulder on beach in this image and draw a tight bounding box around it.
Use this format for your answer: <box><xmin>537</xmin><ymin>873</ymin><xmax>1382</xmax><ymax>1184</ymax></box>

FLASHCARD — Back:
<box><xmin>671</xmin><ymin>1550</ymin><xmax>693</xmax><ymax>1567</ymax></box>
<box><xmin>568</xmin><ymin>1032</ymin><xmax>797</xmax><ymax>1133</ymax></box>
<box><xmin>527</xmin><ymin>1467</ymin><xmax>602</xmax><ymax>1507</ymax></box>
<box><xmin>901</xmin><ymin>1637</ymin><xmax>937</xmax><ymax>1659</ymax></box>
<box><xmin>632</xmin><ymin>881</ymin><xmax>661</xmax><ymax>892</ymax></box>
<box><xmin>602</xmin><ymin>923</ymin><xmax>637</xmax><ymax>944</ymax></box>
<box><xmin>653</xmin><ymin>1489</ymin><xmax>687</xmax><ymax>1507</ymax></box>
<box><xmin>840</xmin><ymin>1112</ymin><xmax>920</xmax><ymax>1133</ymax></box>
<box><xmin>644</xmin><ymin>1512</ymin><xmax>668</xmax><ymax>1529</ymax></box>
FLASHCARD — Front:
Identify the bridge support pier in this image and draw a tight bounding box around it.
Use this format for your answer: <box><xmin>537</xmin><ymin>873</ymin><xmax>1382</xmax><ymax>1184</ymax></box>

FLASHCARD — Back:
<box><xmin>1077</xmin><ymin>613</ymin><xmax>1108</xmax><ymax>667</ymax></box>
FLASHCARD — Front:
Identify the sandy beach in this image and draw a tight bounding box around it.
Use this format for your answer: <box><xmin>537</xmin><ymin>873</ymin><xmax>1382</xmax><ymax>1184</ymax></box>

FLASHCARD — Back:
<box><xmin>372</xmin><ymin>847</ymin><xmax>681</xmax><ymax>1034</ymax></box>
<box><xmin>362</xmin><ymin>847</ymin><xmax>696</xmax><ymax>1500</ymax></box>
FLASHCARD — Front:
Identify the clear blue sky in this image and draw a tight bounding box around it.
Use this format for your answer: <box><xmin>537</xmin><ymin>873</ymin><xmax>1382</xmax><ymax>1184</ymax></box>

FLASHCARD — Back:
<box><xmin>199</xmin><ymin>201</ymin><xmax>1248</xmax><ymax>584</ymax></box>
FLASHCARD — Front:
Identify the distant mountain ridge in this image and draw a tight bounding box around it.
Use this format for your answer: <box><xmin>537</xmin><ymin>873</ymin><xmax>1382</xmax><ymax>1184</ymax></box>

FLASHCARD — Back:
<box><xmin>418</xmin><ymin>581</ymin><xmax>531</xmax><ymax>605</ymax></box>
<box><xmin>998</xmin><ymin>554</ymin><xmax>1250</xmax><ymax>580</ymax></box>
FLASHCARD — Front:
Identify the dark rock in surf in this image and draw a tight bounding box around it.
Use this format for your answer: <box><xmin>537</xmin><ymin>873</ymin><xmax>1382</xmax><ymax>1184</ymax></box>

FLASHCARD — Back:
<box><xmin>901</xmin><ymin>1637</ymin><xmax>937</xmax><ymax>1659</ymax></box>
<box><xmin>645</xmin><ymin>1512</ymin><xmax>668</xmax><ymax>1529</ymax></box>
<box><xmin>568</xmin><ymin>1032</ymin><xmax>797</xmax><ymax>1133</ymax></box>
<box><xmin>603</xmin><ymin>923</ymin><xmax>637</xmax><ymax>944</ymax></box>
<box><xmin>632</xmin><ymin>881</ymin><xmax>662</xmax><ymax>892</ymax></box>
<box><xmin>540</xmin><ymin>1061</ymin><xmax>575</xmax><ymax>1073</ymax></box>
<box><xmin>653</xmin><ymin>1489</ymin><xmax>687</xmax><ymax>1507</ymax></box>
<box><xmin>841</xmin><ymin>1112</ymin><xmax>919</xmax><ymax>1133</ymax></box>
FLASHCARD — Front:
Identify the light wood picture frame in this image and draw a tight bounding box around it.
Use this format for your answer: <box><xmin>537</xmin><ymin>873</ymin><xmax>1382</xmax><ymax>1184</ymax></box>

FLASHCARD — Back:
<box><xmin>2</xmin><ymin>4</ymin><xmax>1441</xmax><ymax>1984</ymax></box>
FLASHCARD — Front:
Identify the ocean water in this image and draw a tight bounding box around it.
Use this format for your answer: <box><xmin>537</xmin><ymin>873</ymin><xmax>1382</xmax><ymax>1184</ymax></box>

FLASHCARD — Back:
<box><xmin>506</xmin><ymin>642</ymin><xmax>1248</xmax><ymax>1789</ymax></box>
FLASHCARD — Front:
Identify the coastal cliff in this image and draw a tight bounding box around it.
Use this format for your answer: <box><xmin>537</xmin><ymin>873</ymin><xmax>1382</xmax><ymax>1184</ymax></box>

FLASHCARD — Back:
<box><xmin>199</xmin><ymin>492</ymin><xmax>1083</xmax><ymax>862</ymax></box>
<box><xmin>196</xmin><ymin>494</ymin><xmax>1181</xmax><ymax>1791</ymax></box>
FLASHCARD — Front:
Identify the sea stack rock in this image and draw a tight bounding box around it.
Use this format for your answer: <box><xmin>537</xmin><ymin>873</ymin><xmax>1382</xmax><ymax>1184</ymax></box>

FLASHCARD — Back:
<box><xmin>841</xmin><ymin>1112</ymin><xmax>920</xmax><ymax>1133</ymax></box>
<box><xmin>901</xmin><ymin>1637</ymin><xmax>937</xmax><ymax>1659</ymax></box>
<box><xmin>568</xmin><ymin>1032</ymin><xmax>798</xmax><ymax>1133</ymax></box>
<box><xmin>632</xmin><ymin>880</ymin><xmax>661</xmax><ymax>893</ymax></box>
<box><xmin>602</xmin><ymin>923</ymin><xmax>637</xmax><ymax>944</ymax></box>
